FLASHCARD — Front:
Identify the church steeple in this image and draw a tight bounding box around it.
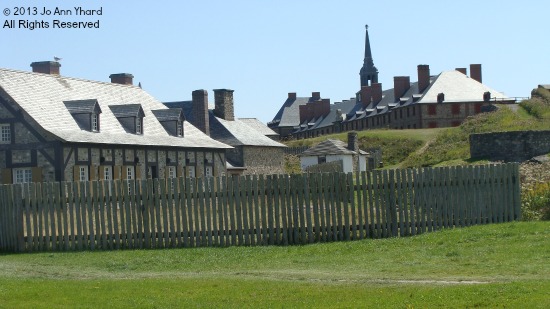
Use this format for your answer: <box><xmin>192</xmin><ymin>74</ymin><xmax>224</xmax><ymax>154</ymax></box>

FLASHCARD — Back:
<box><xmin>359</xmin><ymin>24</ymin><xmax>378</xmax><ymax>87</ymax></box>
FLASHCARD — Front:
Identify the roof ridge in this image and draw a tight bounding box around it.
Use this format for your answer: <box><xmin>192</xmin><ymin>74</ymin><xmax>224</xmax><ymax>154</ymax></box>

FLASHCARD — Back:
<box><xmin>0</xmin><ymin>67</ymin><xmax>141</xmax><ymax>89</ymax></box>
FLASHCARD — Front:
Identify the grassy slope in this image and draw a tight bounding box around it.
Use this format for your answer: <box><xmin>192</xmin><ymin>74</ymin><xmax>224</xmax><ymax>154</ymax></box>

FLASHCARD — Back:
<box><xmin>401</xmin><ymin>104</ymin><xmax>550</xmax><ymax>168</ymax></box>
<box><xmin>284</xmin><ymin>103</ymin><xmax>549</xmax><ymax>170</ymax></box>
<box><xmin>0</xmin><ymin>222</ymin><xmax>549</xmax><ymax>308</ymax></box>
<box><xmin>285</xmin><ymin>129</ymin><xmax>442</xmax><ymax>168</ymax></box>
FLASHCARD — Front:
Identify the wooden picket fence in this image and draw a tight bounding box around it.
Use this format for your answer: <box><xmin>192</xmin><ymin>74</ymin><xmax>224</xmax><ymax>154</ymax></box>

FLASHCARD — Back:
<box><xmin>0</xmin><ymin>163</ymin><xmax>521</xmax><ymax>253</ymax></box>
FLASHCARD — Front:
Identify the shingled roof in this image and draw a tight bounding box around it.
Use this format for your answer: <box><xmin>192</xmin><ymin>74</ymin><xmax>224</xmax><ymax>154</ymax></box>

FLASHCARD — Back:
<box><xmin>164</xmin><ymin>101</ymin><xmax>285</xmax><ymax>148</ymax></box>
<box><xmin>0</xmin><ymin>68</ymin><xmax>231</xmax><ymax>149</ymax></box>
<box><xmin>300</xmin><ymin>139</ymin><xmax>368</xmax><ymax>156</ymax></box>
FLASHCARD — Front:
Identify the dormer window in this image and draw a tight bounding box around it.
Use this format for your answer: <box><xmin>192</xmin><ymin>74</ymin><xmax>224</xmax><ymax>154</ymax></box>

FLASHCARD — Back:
<box><xmin>177</xmin><ymin>120</ymin><xmax>183</xmax><ymax>136</ymax></box>
<box><xmin>152</xmin><ymin>108</ymin><xmax>185</xmax><ymax>137</ymax></box>
<box><xmin>91</xmin><ymin>113</ymin><xmax>99</xmax><ymax>132</ymax></box>
<box><xmin>64</xmin><ymin>99</ymin><xmax>102</xmax><ymax>132</ymax></box>
<box><xmin>136</xmin><ymin>117</ymin><xmax>142</xmax><ymax>134</ymax></box>
<box><xmin>109</xmin><ymin>104</ymin><xmax>145</xmax><ymax>135</ymax></box>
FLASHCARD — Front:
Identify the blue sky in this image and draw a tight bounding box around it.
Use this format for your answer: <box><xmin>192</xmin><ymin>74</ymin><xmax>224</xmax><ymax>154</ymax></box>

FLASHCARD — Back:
<box><xmin>1</xmin><ymin>0</ymin><xmax>548</xmax><ymax>123</ymax></box>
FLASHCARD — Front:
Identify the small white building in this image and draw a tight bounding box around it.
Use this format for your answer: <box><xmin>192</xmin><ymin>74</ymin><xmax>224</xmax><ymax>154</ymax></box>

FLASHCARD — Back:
<box><xmin>299</xmin><ymin>132</ymin><xmax>369</xmax><ymax>173</ymax></box>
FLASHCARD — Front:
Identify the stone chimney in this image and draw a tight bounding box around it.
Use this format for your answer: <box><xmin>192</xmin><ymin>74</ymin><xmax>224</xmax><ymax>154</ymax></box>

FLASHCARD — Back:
<box><xmin>470</xmin><ymin>64</ymin><xmax>482</xmax><ymax>83</ymax></box>
<box><xmin>311</xmin><ymin>92</ymin><xmax>321</xmax><ymax>101</ymax></box>
<box><xmin>455</xmin><ymin>68</ymin><xmax>467</xmax><ymax>75</ymax></box>
<box><xmin>109</xmin><ymin>73</ymin><xmax>134</xmax><ymax>85</ymax></box>
<box><xmin>361</xmin><ymin>85</ymin><xmax>373</xmax><ymax>107</ymax></box>
<box><xmin>348</xmin><ymin>131</ymin><xmax>359</xmax><ymax>152</ymax></box>
<box><xmin>213</xmin><ymin>89</ymin><xmax>235</xmax><ymax>121</ymax></box>
<box><xmin>288</xmin><ymin>92</ymin><xmax>297</xmax><ymax>100</ymax></box>
<box><xmin>192</xmin><ymin>89</ymin><xmax>210</xmax><ymax>135</ymax></box>
<box><xmin>417</xmin><ymin>65</ymin><xmax>430</xmax><ymax>94</ymax></box>
<box><xmin>372</xmin><ymin>83</ymin><xmax>383</xmax><ymax>105</ymax></box>
<box><xmin>393</xmin><ymin>76</ymin><xmax>410</xmax><ymax>101</ymax></box>
<box><xmin>437</xmin><ymin>93</ymin><xmax>445</xmax><ymax>103</ymax></box>
<box><xmin>30</xmin><ymin>61</ymin><xmax>61</xmax><ymax>75</ymax></box>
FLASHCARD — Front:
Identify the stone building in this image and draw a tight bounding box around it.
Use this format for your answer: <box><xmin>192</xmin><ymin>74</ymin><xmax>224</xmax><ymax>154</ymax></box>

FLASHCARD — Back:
<box><xmin>0</xmin><ymin>61</ymin><xmax>232</xmax><ymax>184</ymax></box>
<box><xmin>270</xmin><ymin>25</ymin><xmax>515</xmax><ymax>139</ymax></box>
<box><xmin>164</xmin><ymin>89</ymin><xmax>286</xmax><ymax>176</ymax></box>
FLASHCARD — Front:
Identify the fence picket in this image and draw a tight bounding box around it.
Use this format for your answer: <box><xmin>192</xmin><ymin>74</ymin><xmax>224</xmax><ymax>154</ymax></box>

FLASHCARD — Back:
<box><xmin>0</xmin><ymin>165</ymin><xmax>523</xmax><ymax>253</ymax></box>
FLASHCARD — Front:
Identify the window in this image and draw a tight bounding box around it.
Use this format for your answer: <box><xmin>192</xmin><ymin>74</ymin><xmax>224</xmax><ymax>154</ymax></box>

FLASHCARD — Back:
<box><xmin>14</xmin><ymin>168</ymin><xmax>32</xmax><ymax>184</ymax></box>
<box><xmin>136</xmin><ymin>117</ymin><xmax>142</xmax><ymax>134</ymax></box>
<box><xmin>126</xmin><ymin>166</ymin><xmax>134</xmax><ymax>180</ymax></box>
<box><xmin>318</xmin><ymin>156</ymin><xmax>326</xmax><ymax>164</ymax></box>
<box><xmin>205</xmin><ymin>166</ymin><xmax>213</xmax><ymax>177</ymax></box>
<box><xmin>188</xmin><ymin>166</ymin><xmax>195</xmax><ymax>178</ymax></box>
<box><xmin>103</xmin><ymin>166</ymin><xmax>112</xmax><ymax>180</ymax></box>
<box><xmin>428</xmin><ymin>105</ymin><xmax>437</xmax><ymax>115</ymax></box>
<box><xmin>168</xmin><ymin>166</ymin><xmax>176</xmax><ymax>178</ymax></box>
<box><xmin>79</xmin><ymin>166</ymin><xmax>88</xmax><ymax>181</ymax></box>
<box><xmin>91</xmin><ymin>113</ymin><xmax>99</xmax><ymax>132</ymax></box>
<box><xmin>0</xmin><ymin>124</ymin><xmax>11</xmax><ymax>143</ymax></box>
<box><xmin>177</xmin><ymin>121</ymin><xmax>183</xmax><ymax>136</ymax></box>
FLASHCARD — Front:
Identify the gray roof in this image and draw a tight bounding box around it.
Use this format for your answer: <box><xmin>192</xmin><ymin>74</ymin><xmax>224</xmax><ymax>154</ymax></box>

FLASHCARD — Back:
<box><xmin>270</xmin><ymin>96</ymin><xmax>327</xmax><ymax>128</ymax></box>
<box><xmin>164</xmin><ymin>101</ymin><xmax>285</xmax><ymax>148</ymax></box>
<box><xmin>109</xmin><ymin>104</ymin><xmax>144</xmax><ymax>118</ymax></box>
<box><xmin>418</xmin><ymin>70</ymin><xmax>510</xmax><ymax>103</ymax></box>
<box><xmin>300</xmin><ymin>139</ymin><xmax>368</xmax><ymax>156</ymax></box>
<box><xmin>238</xmin><ymin>118</ymin><xmax>278</xmax><ymax>136</ymax></box>
<box><xmin>0</xmin><ymin>68</ymin><xmax>231</xmax><ymax>149</ymax></box>
<box><xmin>64</xmin><ymin>99</ymin><xmax>101</xmax><ymax>114</ymax></box>
<box><xmin>293</xmin><ymin>98</ymin><xmax>357</xmax><ymax>134</ymax></box>
<box><xmin>152</xmin><ymin>108</ymin><xmax>184</xmax><ymax>122</ymax></box>
<box><xmin>343</xmin><ymin>70</ymin><xmax>513</xmax><ymax>123</ymax></box>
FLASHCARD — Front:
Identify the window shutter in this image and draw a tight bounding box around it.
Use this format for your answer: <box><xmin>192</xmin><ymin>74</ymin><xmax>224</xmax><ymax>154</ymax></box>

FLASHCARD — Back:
<box><xmin>121</xmin><ymin>166</ymin><xmax>128</xmax><ymax>179</ymax></box>
<box><xmin>73</xmin><ymin>166</ymin><xmax>80</xmax><ymax>182</ymax></box>
<box><xmin>2</xmin><ymin>168</ymin><xmax>12</xmax><ymax>184</ymax></box>
<box><xmin>177</xmin><ymin>165</ymin><xmax>183</xmax><ymax>178</ymax></box>
<box><xmin>114</xmin><ymin>165</ymin><xmax>121</xmax><ymax>180</ymax></box>
<box><xmin>164</xmin><ymin>166</ymin><xmax>169</xmax><ymax>179</ymax></box>
<box><xmin>31</xmin><ymin>167</ymin><xmax>42</xmax><ymax>183</ymax></box>
<box><xmin>89</xmin><ymin>165</ymin><xmax>97</xmax><ymax>181</ymax></box>
<box><xmin>136</xmin><ymin>166</ymin><xmax>141</xmax><ymax>179</ymax></box>
<box><xmin>99</xmin><ymin>166</ymin><xmax>105</xmax><ymax>180</ymax></box>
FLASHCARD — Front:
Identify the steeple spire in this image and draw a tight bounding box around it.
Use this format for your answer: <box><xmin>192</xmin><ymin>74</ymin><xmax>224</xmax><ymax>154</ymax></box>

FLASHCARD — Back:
<box><xmin>359</xmin><ymin>24</ymin><xmax>378</xmax><ymax>87</ymax></box>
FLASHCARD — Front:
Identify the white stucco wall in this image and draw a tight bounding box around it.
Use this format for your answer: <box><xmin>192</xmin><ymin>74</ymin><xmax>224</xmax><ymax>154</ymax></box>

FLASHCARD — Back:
<box><xmin>300</xmin><ymin>156</ymin><xmax>318</xmax><ymax>170</ymax></box>
<box><xmin>359</xmin><ymin>155</ymin><xmax>367</xmax><ymax>172</ymax></box>
<box><xmin>300</xmin><ymin>154</ymin><xmax>353</xmax><ymax>173</ymax></box>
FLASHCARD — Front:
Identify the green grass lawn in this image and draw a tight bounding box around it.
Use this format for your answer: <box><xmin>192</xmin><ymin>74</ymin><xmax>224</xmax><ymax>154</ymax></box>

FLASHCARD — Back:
<box><xmin>1</xmin><ymin>221</ymin><xmax>548</xmax><ymax>308</ymax></box>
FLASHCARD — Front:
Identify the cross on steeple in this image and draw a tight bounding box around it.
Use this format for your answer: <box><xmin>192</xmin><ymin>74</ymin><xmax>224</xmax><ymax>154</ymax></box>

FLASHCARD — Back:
<box><xmin>359</xmin><ymin>24</ymin><xmax>378</xmax><ymax>87</ymax></box>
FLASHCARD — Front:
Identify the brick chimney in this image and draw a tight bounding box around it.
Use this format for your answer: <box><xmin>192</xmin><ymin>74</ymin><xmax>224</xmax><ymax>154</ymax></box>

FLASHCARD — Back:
<box><xmin>30</xmin><ymin>61</ymin><xmax>61</xmax><ymax>75</ymax></box>
<box><xmin>213</xmin><ymin>89</ymin><xmax>235</xmax><ymax>121</ymax></box>
<box><xmin>313</xmin><ymin>99</ymin><xmax>331</xmax><ymax>119</ymax></box>
<box><xmin>393</xmin><ymin>76</ymin><xmax>410</xmax><ymax>101</ymax></box>
<box><xmin>417</xmin><ymin>65</ymin><xmax>430</xmax><ymax>94</ymax></box>
<box><xmin>348</xmin><ymin>131</ymin><xmax>359</xmax><ymax>152</ymax></box>
<box><xmin>372</xmin><ymin>83</ymin><xmax>383</xmax><ymax>105</ymax></box>
<box><xmin>361</xmin><ymin>85</ymin><xmax>372</xmax><ymax>107</ymax></box>
<box><xmin>288</xmin><ymin>92</ymin><xmax>297</xmax><ymax>100</ymax></box>
<box><xmin>192</xmin><ymin>89</ymin><xmax>210</xmax><ymax>135</ymax></box>
<box><xmin>455</xmin><ymin>68</ymin><xmax>467</xmax><ymax>75</ymax></box>
<box><xmin>109</xmin><ymin>73</ymin><xmax>134</xmax><ymax>85</ymax></box>
<box><xmin>470</xmin><ymin>64</ymin><xmax>482</xmax><ymax>83</ymax></box>
<box><xmin>312</xmin><ymin>92</ymin><xmax>321</xmax><ymax>101</ymax></box>
<box><xmin>299</xmin><ymin>103</ymin><xmax>315</xmax><ymax>123</ymax></box>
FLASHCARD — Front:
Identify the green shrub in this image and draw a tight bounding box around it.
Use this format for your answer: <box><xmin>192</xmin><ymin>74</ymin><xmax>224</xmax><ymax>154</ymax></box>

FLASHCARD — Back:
<box><xmin>522</xmin><ymin>182</ymin><xmax>550</xmax><ymax>221</ymax></box>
